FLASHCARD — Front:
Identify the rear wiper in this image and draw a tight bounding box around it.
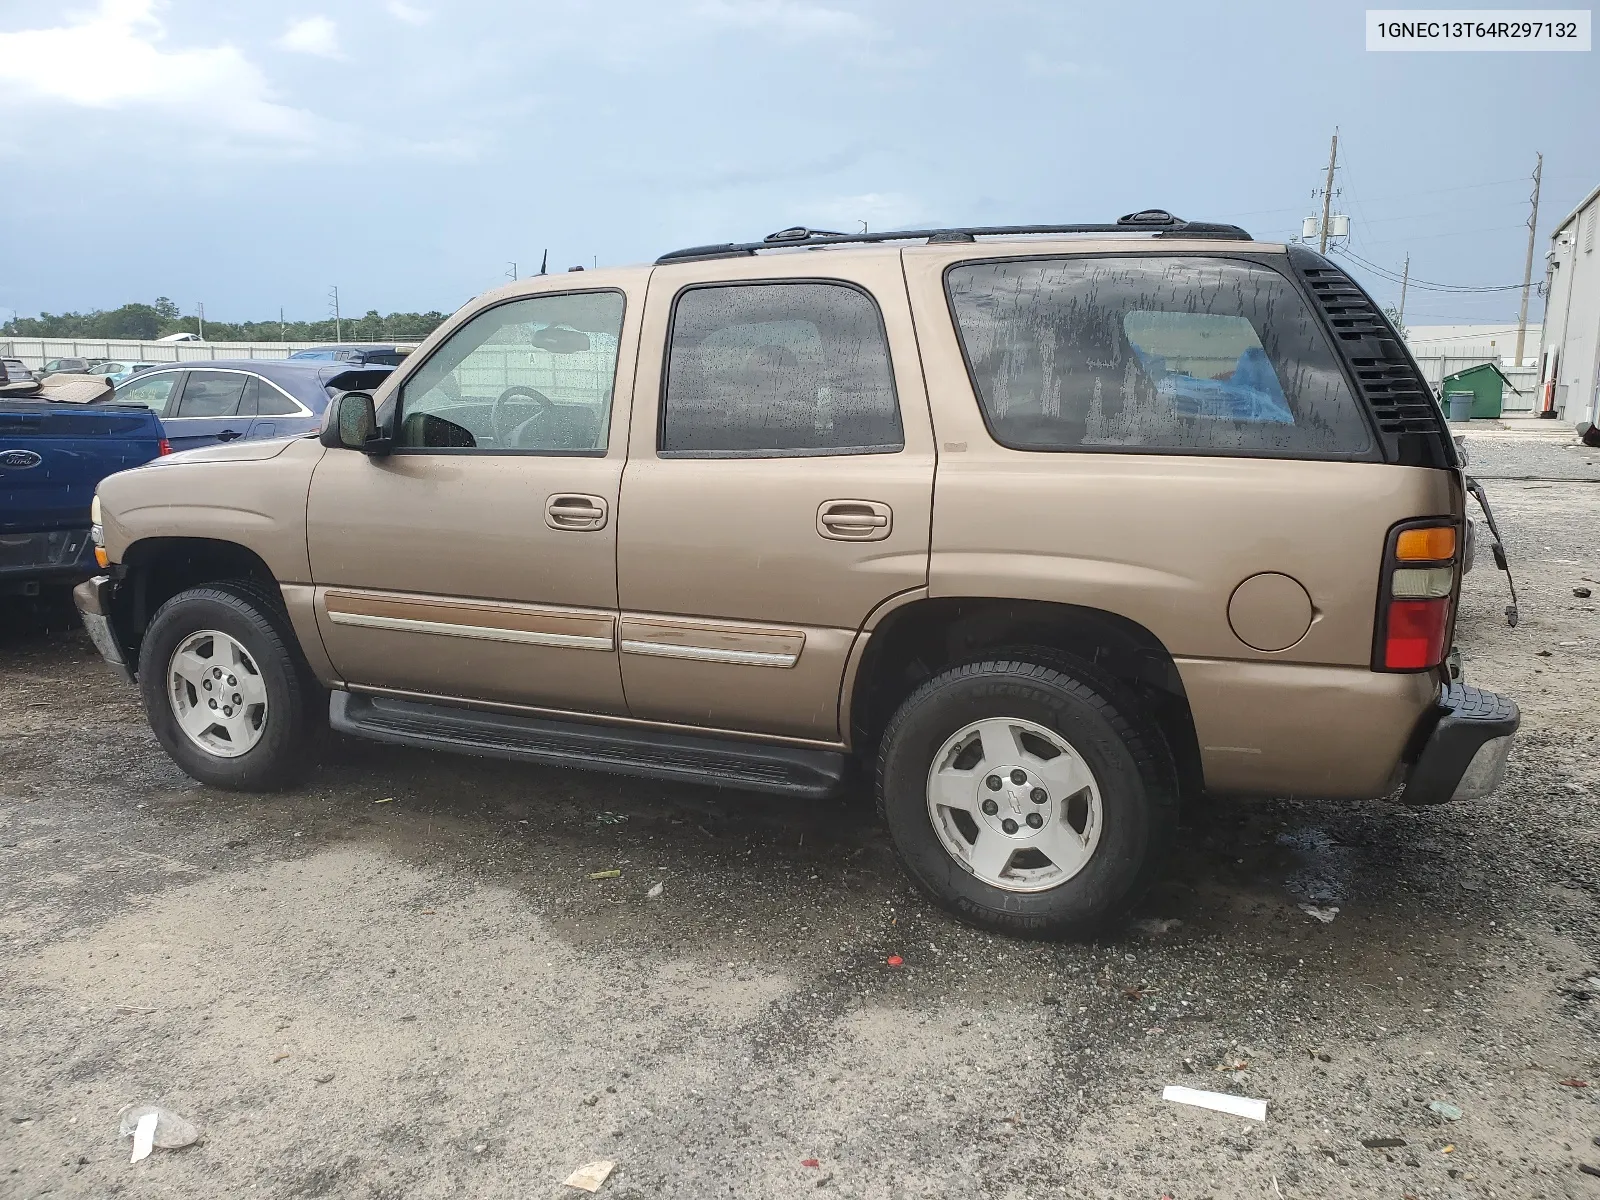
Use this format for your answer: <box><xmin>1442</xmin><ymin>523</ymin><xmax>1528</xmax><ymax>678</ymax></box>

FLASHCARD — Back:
<box><xmin>1465</xmin><ymin>475</ymin><xmax>1519</xmax><ymax>627</ymax></box>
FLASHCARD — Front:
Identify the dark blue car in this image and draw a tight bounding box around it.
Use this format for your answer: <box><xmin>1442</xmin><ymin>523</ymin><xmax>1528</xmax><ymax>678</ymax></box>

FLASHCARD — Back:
<box><xmin>111</xmin><ymin>360</ymin><xmax>394</xmax><ymax>451</ymax></box>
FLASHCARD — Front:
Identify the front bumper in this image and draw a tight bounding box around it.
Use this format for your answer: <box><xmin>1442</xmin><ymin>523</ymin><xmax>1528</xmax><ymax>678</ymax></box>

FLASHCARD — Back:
<box><xmin>1403</xmin><ymin>683</ymin><xmax>1519</xmax><ymax>805</ymax></box>
<box><xmin>73</xmin><ymin>574</ymin><xmax>133</xmax><ymax>683</ymax></box>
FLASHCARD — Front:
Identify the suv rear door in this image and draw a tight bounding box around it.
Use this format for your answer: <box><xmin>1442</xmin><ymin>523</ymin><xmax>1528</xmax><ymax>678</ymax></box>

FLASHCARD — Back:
<box><xmin>616</xmin><ymin>252</ymin><xmax>935</xmax><ymax>741</ymax></box>
<box><xmin>163</xmin><ymin>369</ymin><xmax>251</xmax><ymax>450</ymax></box>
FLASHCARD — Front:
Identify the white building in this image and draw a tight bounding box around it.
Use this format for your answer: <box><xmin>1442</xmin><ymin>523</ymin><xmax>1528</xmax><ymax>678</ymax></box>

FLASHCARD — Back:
<box><xmin>1405</xmin><ymin>324</ymin><xmax>1541</xmax><ymax>365</ymax></box>
<box><xmin>1539</xmin><ymin>181</ymin><xmax>1600</xmax><ymax>425</ymax></box>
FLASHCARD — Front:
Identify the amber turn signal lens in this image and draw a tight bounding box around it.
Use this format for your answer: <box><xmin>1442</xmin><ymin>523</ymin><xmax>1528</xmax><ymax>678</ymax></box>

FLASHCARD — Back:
<box><xmin>1395</xmin><ymin>526</ymin><xmax>1456</xmax><ymax>561</ymax></box>
<box><xmin>94</xmin><ymin>547</ymin><xmax>110</xmax><ymax>568</ymax></box>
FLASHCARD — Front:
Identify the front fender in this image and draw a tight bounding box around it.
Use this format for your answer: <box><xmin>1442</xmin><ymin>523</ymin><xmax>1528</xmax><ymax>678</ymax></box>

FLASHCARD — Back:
<box><xmin>99</xmin><ymin>438</ymin><xmax>324</xmax><ymax>581</ymax></box>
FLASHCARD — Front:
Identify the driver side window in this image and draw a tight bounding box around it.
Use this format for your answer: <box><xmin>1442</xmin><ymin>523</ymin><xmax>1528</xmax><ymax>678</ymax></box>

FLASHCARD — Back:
<box><xmin>396</xmin><ymin>290</ymin><xmax>625</xmax><ymax>454</ymax></box>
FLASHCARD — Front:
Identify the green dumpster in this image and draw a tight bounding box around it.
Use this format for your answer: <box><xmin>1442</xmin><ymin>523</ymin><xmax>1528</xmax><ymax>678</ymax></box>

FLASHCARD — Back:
<box><xmin>1439</xmin><ymin>362</ymin><xmax>1518</xmax><ymax>420</ymax></box>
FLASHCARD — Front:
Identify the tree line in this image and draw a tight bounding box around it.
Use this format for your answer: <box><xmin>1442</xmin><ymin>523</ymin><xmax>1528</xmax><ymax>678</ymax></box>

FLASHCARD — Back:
<box><xmin>2</xmin><ymin>298</ymin><xmax>451</xmax><ymax>343</ymax></box>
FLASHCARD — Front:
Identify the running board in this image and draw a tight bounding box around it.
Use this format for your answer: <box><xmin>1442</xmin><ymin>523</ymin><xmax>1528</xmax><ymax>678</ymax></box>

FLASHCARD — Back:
<box><xmin>329</xmin><ymin>691</ymin><xmax>846</xmax><ymax>799</ymax></box>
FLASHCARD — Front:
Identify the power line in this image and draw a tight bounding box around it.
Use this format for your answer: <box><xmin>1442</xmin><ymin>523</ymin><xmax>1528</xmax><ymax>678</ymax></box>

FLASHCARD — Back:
<box><xmin>1332</xmin><ymin>246</ymin><xmax>1524</xmax><ymax>293</ymax></box>
<box><xmin>1223</xmin><ymin>173</ymin><xmax>1536</xmax><ymax>221</ymax></box>
<box><xmin>1357</xmin><ymin>223</ymin><xmax>1532</xmax><ymax>247</ymax></box>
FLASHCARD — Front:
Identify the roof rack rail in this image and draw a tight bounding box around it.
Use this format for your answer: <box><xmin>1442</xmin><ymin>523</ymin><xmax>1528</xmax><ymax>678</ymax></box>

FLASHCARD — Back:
<box><xmin>655</xmin><ymin>209</ymin><xmax>1252</xmax><ymax>264</ymax></box>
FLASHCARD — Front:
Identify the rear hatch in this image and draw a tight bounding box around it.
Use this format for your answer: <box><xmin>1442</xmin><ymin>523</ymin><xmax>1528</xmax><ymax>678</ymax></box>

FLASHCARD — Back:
<box><xmin>0</xmin><ymin>402</ymin><xmax>165</xmax><ymax>533</ymax></box>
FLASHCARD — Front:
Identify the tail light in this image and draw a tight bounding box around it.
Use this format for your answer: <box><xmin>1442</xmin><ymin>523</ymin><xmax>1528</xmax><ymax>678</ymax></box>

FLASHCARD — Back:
<box><xmin>159</xmin><ymin>438</ymin><xmax>173</xmax><ymax>455</ymax></box>
<box><xmin>1375</xmin><ymin>522</ymin><xmax>1458</xmax><ymax>671</ymax></box>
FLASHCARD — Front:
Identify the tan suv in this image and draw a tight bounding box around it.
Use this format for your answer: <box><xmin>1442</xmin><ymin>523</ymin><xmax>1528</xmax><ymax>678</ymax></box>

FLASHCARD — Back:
<box><xmin>76</xmin><ymin>211</ymin><xmax>1519</xmax><ymax>937</ymax></box>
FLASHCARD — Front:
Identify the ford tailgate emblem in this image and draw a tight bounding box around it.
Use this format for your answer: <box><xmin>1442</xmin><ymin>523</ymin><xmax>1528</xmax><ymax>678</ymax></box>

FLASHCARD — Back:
<box><xmin>0</xmin><ymin>449</ymin><xmax>43</xmax><ymax>469</ymax></box>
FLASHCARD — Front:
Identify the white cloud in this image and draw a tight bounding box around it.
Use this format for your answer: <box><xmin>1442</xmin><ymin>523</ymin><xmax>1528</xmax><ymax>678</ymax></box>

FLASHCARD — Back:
<box><xmin>0</xmin><ymin>0</ymin><xmax>322</xmax><ymax>145</ymax></box>
<box><xmin>691</xmin><ymin>0</ymin><xmax>874</xmax><ymax>38</ymax></box>
<box><xmin>278</xmin><ymin>15</ymin><xmax>343</xmax><ymax>59</ymax></box>
<box><xmin>385</xmin><ymin>1</ymin><xmax>432</xmax><ymax>26</ymax></box>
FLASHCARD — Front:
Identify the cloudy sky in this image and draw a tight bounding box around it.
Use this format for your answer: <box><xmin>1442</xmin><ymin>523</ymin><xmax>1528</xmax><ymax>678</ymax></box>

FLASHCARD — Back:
<box><xmin>1</xmin><ymin>0</ymin><xmax>1596</xmax><ymax>325</ymax></box>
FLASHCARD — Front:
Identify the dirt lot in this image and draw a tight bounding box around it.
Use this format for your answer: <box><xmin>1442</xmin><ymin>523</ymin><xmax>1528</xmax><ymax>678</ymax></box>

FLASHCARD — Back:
<box><xmin>2</xmin><ymin>424</ymin><xmax>1598</xmax><ymax>1200</ymax></box>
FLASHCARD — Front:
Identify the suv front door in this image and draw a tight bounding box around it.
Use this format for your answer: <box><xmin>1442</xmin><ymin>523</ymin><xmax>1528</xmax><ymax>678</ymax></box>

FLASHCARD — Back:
<box><xmin>617</xmin><ymin>254</ymin><xmax>935</xmax><ymax>741</ymax></box>
<box><xmin>305</xmin><ymin>284</ymin><xmax>640</xmax><ymax>713</ymax></box>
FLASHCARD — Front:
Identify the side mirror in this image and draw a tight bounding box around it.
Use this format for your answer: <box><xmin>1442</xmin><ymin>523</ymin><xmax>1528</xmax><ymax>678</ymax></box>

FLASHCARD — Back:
<box><xmin>320</xmin><ymin>392</ymin><xmax>388</xmax><ymax>453</ymax></box>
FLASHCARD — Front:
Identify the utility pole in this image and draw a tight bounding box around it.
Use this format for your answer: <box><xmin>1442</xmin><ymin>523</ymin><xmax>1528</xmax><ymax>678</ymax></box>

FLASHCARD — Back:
<box><xmin>279</xmin><ymin>307</ymin><xmax>285</xmax><ymax>342</ymax></box>
<box><xmin>1318</xmin><ymin>129</ymin><xmax>1339</xmax><ymax>255</ymax></box>
<box><xmin>197</xmin><ymin>302</ymin><xmax>205</xmax><ymax>340</ymax></box>
<box><xmin>1515</xmin><ymin>151</ymin><xmax>1543</xmax><ymax>367</ymax></box>
<box><xmin>328</xmin><ymin>286</ymin><xmax>342</xmax><ymax>342</ymax></box>
<box><xmin>506</xmin><ymin>262</ymin><xmax>518</xmax><ymax>282</ymax></box>
<box><xmin>1397</xmin><ymin>253</ymin><xmax>1410</xmax><ymax>326</ymax></box>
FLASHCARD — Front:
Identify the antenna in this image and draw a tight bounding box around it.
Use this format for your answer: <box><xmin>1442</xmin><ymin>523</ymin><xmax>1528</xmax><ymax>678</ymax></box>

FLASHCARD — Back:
<box><xmin>539</xmin><ymin>249</ymin><xmax>548</xmax><ymax>276</ymax></box>
<box><xmin>328</xmin><ymin>286</ymin><xmax>342</xmax><ymax>342</ymax></box>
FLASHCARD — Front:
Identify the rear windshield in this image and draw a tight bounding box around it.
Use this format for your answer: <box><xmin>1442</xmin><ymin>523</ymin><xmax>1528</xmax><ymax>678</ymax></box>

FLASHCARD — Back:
<box><xmin>945</xmin><ymin>256</ymin><xmax>1372</xmax><ymax>457</ymax></box>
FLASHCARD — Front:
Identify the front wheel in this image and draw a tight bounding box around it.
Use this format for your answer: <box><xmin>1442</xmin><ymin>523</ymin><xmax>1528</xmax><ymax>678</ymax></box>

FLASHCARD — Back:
<box><xmin>876</xmin><ymin>657</ymin><xmax>1177</xmax><ymax>938</ymax></box>
<box><xmin>137</xmin><ymin>583</ymin><xmax>324</xmax><ymax>791</ymax></box>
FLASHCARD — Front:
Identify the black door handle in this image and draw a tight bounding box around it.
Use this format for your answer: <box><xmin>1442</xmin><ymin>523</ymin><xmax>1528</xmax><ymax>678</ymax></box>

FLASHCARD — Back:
<box><xmin>216</xmin><ymin>429</ymin><xmax>242</xmax><ymax>442</ymax></box>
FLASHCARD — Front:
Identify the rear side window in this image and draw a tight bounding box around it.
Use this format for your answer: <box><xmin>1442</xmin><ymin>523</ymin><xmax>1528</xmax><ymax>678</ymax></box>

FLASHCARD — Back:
<box><xmin>945</xmin><ymin>256</ymin><xmax>1372</xmax><ymax>457</ymax></box>
<box><xmin>176</xmin><ymin>370</ymin><xmax>247</xmax><ymax>417</ymax></box>
<box><xmin>662</xmin><ymin>281</ymin><xmax>903</xmax><ymax>457</ymax></box>
<box><xmin>246</xmin><ymin>376</ymin><xmax>301</xmax><ymax>416</ymax></box>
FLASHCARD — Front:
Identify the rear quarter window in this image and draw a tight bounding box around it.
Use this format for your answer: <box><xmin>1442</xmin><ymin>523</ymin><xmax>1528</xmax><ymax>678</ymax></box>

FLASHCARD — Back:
<box><xmin>945</xmin><ymin>256</ymin><xmax>1373</xmax><ymax>458</ymax></box>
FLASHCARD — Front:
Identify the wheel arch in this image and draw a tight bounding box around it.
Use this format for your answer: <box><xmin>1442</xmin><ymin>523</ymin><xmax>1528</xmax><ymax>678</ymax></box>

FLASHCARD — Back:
<box><xmin>111</xmin><ymin>537</ymin><xmax>285</xmax><ymax>670</ymax></box>
<box><xmin>844</xmin><ymin>596</ymin><xmax>1205</xmax><ymax>801</ymax></box>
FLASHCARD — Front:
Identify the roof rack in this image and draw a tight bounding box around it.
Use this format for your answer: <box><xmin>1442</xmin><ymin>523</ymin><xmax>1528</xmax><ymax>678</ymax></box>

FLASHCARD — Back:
<box><xmin>655</xmin><ymin>209</ymin><xmax>1253</xmax><ymax>264</ymax></box>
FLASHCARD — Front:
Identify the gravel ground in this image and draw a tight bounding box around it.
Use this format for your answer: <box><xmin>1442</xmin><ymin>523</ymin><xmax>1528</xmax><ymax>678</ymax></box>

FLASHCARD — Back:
<box><xmin>2</xmin><ymin>425</ymin><xmax>1597</xmax><ymax>1200</ymax></box>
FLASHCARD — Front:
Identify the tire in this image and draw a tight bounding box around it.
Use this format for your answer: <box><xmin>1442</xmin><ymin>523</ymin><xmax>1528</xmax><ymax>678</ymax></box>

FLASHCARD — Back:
<box><xmin>876</xmin><ymin>657</ymin><xmax>1177</xmax><ymax>939</ymax></box>
<box><xmin>137</xmin><ymin>581</ymin><xmax>325</xmax><ymax>791</ymax></box>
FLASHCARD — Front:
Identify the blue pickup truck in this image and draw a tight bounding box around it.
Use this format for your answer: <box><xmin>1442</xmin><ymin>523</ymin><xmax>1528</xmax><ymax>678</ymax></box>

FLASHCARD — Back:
<box><xmin>1</xmin><ymin>380</ymin><xmax>168</xmax><ymax>595</ymax></box>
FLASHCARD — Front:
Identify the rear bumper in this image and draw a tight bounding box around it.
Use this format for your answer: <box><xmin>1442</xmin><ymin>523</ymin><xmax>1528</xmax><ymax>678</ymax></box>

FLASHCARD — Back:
<box><xmin>0</xmin><ymin>527</ymin><xmax>96</xmax><ymax>591</ymax></box>
<box><xmin>1402</xmin><ymin>683</ymin><xmax>1519</xmax><ymax>805</ymax></box>
<box><xmin>73</xmin><ymin>574</ymin><xmax>133</xmax><ymax>683</ymax></box>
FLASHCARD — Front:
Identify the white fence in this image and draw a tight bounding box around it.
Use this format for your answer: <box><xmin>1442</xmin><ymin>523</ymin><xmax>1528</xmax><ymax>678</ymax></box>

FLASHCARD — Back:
<box><xmin>5</xmin><ymin>338</ymin><xmax>1539</xmax><ymax>413</ymax></box>
<box><xmin>1412</xmin><ymin>356</ymin><xmax>1537</xmax><ymax>412</ymax></box>
<box><xmin>0</xmin><ymin>338</ymin><xmax>398</xmax><ymax>369</ymax></box>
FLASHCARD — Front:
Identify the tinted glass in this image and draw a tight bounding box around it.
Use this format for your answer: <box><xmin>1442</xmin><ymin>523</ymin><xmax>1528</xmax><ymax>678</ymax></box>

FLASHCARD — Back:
<box><xmin>946</xmin><ymin>257</ymin><xmax>1372</xmax><ymax>456</ymax></box>
<box><xmin>115</xmin><ymin>371</ymin><xmax>181</xmax><ymax>416</ymax></box>
<box><xmin>176</xmin><ymin>370</ymin><xmax>247</xmax><ymax>417</ymax></box>
<box><xmin>250</xmin><ymin>377</ymin><xmax>300</xmax><ymax>415</ymax></box>
<box><xmin>398</xmin><ymin>291</ymin><xmax>625</xmax><ymax>452</ymax></box>
<box><xmin>662</xmin><ymin>282</ymin><xmax>902</xmax><ymax>456</ymax></box>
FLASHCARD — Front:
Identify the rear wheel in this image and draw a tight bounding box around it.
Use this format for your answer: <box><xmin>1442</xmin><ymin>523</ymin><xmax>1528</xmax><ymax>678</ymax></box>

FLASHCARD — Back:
<box><xmin>137</xmin><ymin>583</ymin><xmax>324</xmax><ymax>790</ymax></box>
<box><xmin>876</xmin><ymin>657</ymin><xmax>1176</xmax><ymax>938</ymax></box>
